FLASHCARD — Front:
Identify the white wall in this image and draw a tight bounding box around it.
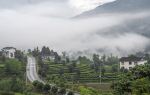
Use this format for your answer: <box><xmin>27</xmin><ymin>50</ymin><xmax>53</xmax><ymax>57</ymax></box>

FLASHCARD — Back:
<box><xmin>4</xmin><ymin>49</ymin><xmax>16</xmax><ymax>58</ymax></box>
<box><xmin>120</xmin><ymin>60</ymin><xmax>147</xmax><ymax>70</ymax></box>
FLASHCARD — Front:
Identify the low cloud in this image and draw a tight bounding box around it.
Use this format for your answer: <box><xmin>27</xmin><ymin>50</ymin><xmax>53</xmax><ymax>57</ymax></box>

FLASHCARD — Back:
<box><xmin>0</xmin><ymin>0</ymin><xmax>149</xmax><ymax>56</ymax></box>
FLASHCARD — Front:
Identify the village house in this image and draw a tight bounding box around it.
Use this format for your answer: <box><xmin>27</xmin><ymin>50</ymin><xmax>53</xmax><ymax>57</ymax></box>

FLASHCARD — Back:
<box><xmin>41</xmin><ymin>51</ymin><xmax>56</xmax><ymax>62</ymax></box>
<box><xmin>1</xmin><ymin>47</ymin><xmax>16</xmax><ymax>59</ymax></box>
<box><xmin>119</xmin><ymin>56</ymin><xmax>147</xmax><ymax>70</ymax></box>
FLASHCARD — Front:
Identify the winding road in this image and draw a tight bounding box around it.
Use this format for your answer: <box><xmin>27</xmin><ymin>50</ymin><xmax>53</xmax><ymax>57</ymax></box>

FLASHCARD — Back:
<box><xmin>27</xmin><ymin>56</ymin><xmax>80</xmax><ymax>95</ymax></box>
<box><xmin>27</xmin><ymin>56</ymin><xmax>44</xmax><ymax>83</ymax></box>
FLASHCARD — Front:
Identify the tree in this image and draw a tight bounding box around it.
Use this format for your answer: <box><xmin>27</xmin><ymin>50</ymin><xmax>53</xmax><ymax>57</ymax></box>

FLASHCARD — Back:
<box><xmin>59</xmin><ymin>68</ymin><xmax>64</xmax><ymax>76</ymax></box>
<box><xmin>67</xmin><ymin>91</ymin><xmax>74</xmax><ymax>95</ymax></box>
<box><xmin>43</xmin><ymin>84</ymin><xmax>51</xmax><ymax>93</ymax></box>
<box><xmin>32</xmin><ymin>47</ymin><xmax>40</xmax><ymax>57</ymax></box>
<box><xmin>51</xmin><ymin>86</ymin><xmax>58</xmax><ymax>94</ymax></box>
<box><xmin>111</xmin><ymin>64</ymin><xmax>118</xmax><ymax>73</ymax></box>
<box><xmin>28</xmin><ymin>49</ymin><xmax>32</xmax><ymax>54</ymax></box>
<box><xmin>58</xmin><ymin>88</ymin><xmax>66</xmax><ymax>95</ymax></box>
<box><xmin>5</xmin><ymin>59</ymin><xmax>22</xmax><ymax>76</ymax></box>
<box><xmin>132</xmin><ymin>77</ymin><xmax>150</xmax><ymax>95</ymax></box>
<box><xmin>33</xmin><ymin>80</ymin><xmax>39</xmax><ymax>87</ymax></box>
<box><xmin>66</xmin><ymin>57</ymin><xmax>70</xmax><ymax>63</ymax></box>
<box><xmin>54</xmin><ymin>52</ymin><xmax>61</xmax><ymax>64</ymax></box>
<box><xmin>93</xmin><ymin>54</ymin><xmax>100</xmax><ymax>65</ymax></box>
<box><xmin>120</xmin><ymin>67</ymin><xmax>128</xmax><ymax>73</ymax></box>
<box><xmin>11</xmin><ymin>77</ymin><xmax>24</xmax><ymax>92</ymax></box>
<box><xmin>1</xmin><ymin>55</ymin><xmax>6</xmax><ymax>62</ymax></box>
<box><xmin>78</xmin><ymin>56</ymin><xmax>91</xmax><ymax>64</ymax></box>
<box><xmin>92</xmin><ymin>54</ymin><xmax>101</xmax><ymax>73</ymax></box>
<box><xmin>0</xmin><ymin>78</ymin><xmax>24</xmax><ymax>93</ymax></box>
<box><xmin>101</xmin><ymin>54</ymin><xmax>106</xmax><ymax>64</ymax></box>
<box><xmin>112</xmin><ymin>63</ymin><xmax>150</xmax><ymax>95</ymax></box>
<box><xmin>36</xmin><ymin>82</ymin><xmax>44</xmax><ymax>92</ymax></box>
<box><xmin>79</xmin><ymin>86</ymin><xmax>100</xmax><ymax>95</ymax></box>
<box><xmin>68</xmin><ymin>64</ymin><xmax>74</xmax><ymax>73</ymax></box>
<box><xmin>101</xmin><ymin>67</ymin><xmax>106</xmax><ymax>76</ymax></box>
<box><xmin>15</xmin><ymin>50</ymin><xmax>26</xmax><ymax>63</ymax></box>
<box><xmin>32</xmin><ymin>81</ymin><xmax>44</xmax><ymax>92</ymax></box>
<box><xmin>41</xmin><ymin>46</ymin><xmax>51</xmax><ymax>56</ymax></box>
<box><xmin>74</xmin><ymin>69</ymin><xmax>81</xmax><ymax>82</ymax></box>
<box><xmin>106</xmin><ymin>55</ymin><xmax>119</xmax><ymax>65</ymax></box>
<box><xmin>0</xmin><ymin>79</ymin><xmax>12</xmax><ymax>92</ymax></box>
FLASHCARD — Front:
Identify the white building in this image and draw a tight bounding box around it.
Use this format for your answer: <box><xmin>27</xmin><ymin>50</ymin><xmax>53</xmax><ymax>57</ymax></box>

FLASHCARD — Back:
<box><xmin>2</xmin><ymin>47</ymin><xmax>16</xmax><ymax>59</ymax></box>
<box><xmin>120</xmin><ymin>56</ymin><xmax>147</xmax><ymax>70</ymax></box>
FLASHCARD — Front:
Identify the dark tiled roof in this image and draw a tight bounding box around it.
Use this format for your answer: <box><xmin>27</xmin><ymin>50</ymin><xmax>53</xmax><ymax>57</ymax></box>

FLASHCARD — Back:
<box><xmin>2</xmin><ymin>47</ymin><xmax>16</xmax><ymax>50</ymax></box>
<box><xmin>120</xmin><ymin>56</ymin><xmax>142</xmax><ymax>62</ymax></box>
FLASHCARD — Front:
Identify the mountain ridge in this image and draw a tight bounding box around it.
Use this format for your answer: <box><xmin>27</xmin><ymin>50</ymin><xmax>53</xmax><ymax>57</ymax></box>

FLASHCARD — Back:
<box><xmin>76</xmin><ymin>0</ymin><xmax>150</xmax><ymax>18</ymax></box>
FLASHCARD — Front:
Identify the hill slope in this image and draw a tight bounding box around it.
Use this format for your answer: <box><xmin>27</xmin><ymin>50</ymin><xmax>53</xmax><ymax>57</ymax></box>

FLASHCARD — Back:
<box><xmin>77</xmin><ymin>0</ymin><xmax>150</xmax><ymax>17</ymax></box>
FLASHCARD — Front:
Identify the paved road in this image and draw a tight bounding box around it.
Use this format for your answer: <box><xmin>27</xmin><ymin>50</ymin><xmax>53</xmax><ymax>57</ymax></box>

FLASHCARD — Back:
<box><xmin>27</xmin><ymin>56</ymin><xmax>44</xmax><ymax>83</ymax></box>
<box><xmin>27</xmin><ymin>56</ymin><xmax>80</xmax><ymax>95</ymax></box>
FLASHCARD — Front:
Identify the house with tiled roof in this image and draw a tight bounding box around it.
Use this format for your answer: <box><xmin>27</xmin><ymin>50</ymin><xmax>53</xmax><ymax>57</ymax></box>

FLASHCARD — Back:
<box><xmin>119</xmin><ymin>56</ymin><xmax>147</xmax><ymax>70</ymax></box>
<box><xmin>2</xmin><ymin>47</ymin><xmax>16</xmax><ymax>59</ymax></box>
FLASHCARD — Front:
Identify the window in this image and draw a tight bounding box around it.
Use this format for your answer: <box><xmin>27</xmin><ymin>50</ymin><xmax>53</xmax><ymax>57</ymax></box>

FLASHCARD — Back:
<box><xmin>121</xmin><ymin>62</ymin><xmax>124</xmax><ymax>65</ymax></box>
<box><xmin>134</xmin><ymin>61</ymin><xmax>138</xmax><ymax>65</ymax></box>
<box><xmin>129</xmin><ymin>61</ymin><xmax>132</xmax><ymax>65</ymax></box>
<box><xmin>129</xmin><ymin>67</ymin><xmax>132</xmax><ymax>70</ymax></box>
<box><xmin>10</xmin><ymin>53</ymin><xmax>13</xmax><ymax>58</ymax></box>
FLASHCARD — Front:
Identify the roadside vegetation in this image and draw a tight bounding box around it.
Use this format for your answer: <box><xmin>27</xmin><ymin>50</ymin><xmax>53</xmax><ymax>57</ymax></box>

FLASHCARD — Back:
<box><xmin>1</xmin><ymin>46</ymin><xmax>150</xmax><ymax>95</ymax></box>
<box><xmin>0</xmin><ymin>50</ymin><xmax>27</xmax><ymax>95</ymax></box>
<box><xmin>112</xmin><ymin>62</ymin><xmax>150</xmax><ymax>95</ymax></box>
<box><xmin>31</xmin><ymin>46</ymin><xmax>120</xmax><ymax>95</ymax></box>
<box><xmin>31</xmin><ymin>46</ymin><xmax>150</xmax><ymax>95</ymax></box>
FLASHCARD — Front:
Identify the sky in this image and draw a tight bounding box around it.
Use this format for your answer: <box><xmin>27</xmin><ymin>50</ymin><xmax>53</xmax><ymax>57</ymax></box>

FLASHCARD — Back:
<box><xmin>0</xmin><ymin>0</ymin><xmax>149</xmax><ymax>56</ymax></box>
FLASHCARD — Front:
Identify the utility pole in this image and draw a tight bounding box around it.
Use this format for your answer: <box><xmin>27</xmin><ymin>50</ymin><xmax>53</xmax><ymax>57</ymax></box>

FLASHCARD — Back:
<box><xmin>99</xmin><ymin>65</ymin><xmax>101</xmax><ymax>84</ymax></box>
<box><xmin>118</xmin><ymin>56</ymin><xmax>120</xmax><ymax>74</ymax></box>
<box><xmin>99</xmin><ymin>57</ymin><xmax>102</xmax><ymax>85</ymax></box>
<box><xmin>26</xmin><ymin>66</ymin><xmax>27</xmax><ymax>85</ymax></box>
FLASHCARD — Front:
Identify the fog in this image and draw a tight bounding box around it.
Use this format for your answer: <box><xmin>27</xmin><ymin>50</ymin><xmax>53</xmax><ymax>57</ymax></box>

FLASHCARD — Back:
<box><xmin>0</xmin><ymin>0</ymin><xmax>149</xmax><ymax>56</ymax></box>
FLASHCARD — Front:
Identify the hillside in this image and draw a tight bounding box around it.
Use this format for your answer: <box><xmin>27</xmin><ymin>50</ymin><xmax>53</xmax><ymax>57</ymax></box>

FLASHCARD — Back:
<box><xmin>74</xmin><ymin>0</ymin><xmax>150</xmax><ymax>53</ymax></box>
<box><xmin>76</xmin><ymin>0</ymin><xmax>150</xmax><ymax>17</ymax></box>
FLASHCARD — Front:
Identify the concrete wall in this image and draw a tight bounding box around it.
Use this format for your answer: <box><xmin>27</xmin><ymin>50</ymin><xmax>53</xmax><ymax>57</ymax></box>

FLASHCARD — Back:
<box><xmin>120</xmin><ymin>60</ymin><xmax>147</xmax><ymax>69</ymax></box>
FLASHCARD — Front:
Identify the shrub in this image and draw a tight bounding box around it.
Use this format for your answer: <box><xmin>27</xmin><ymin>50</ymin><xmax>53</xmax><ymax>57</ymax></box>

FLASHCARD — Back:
<box><xmin>58</xmin><ymin>88</ymin><xmax>66</xmax><ymax>95</ymax></box>
<box><xmin>51</xmin><ymin>86</ymin><xmax>58</xmax><ymax>94</ymax></box>
<box><xmin>67</xmin><ymin>91</ymin><xmax>74</xmax><ymax>95</ymax></box>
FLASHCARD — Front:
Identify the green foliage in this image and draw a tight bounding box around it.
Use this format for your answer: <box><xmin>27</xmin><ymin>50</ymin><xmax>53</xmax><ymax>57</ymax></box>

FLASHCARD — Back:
<box><xmin>43</xmin><ymin>84</ymin><xmax>51</xmax><ymax>92</ymax></box>
<box><xmin>78</xmin><ymin>56</ymin><xmax>91</xmax><ymax>64</ymax></box>
<box><xmin>101</xmin><ymin>67</ymin><xmax>106</xmax><ymax>76</ymax></box>
<box><xmin>132</xmin><ymin>77</ymin><xmax>150</xmax><ymax>95</ymax></box>
<box><xmin>79</xmin><ymin>86</ymin><xmax>100</xmax><ymax>95</ymax></box>
<box><xmin>58</xmin><ymin>88</ymin><xmax>66</xmax><ymax>95</ymax></box>
<box><xmin>32</xmin><ymin>81</ymin><xmax>44</xmax><ymax>92</ymax></box>
<box><xmin>67</xmin><ymin>91</ymin><xmax>74</xmax><ymax>95</ymax></box>
<box><xmin>32</xmin><ymin>47</ymin><xmax>40</xmax><ymax>57</ymax></box>
<box><xmin>0</xmin><ymin>79</ymin><xmax>12</xmax><ymax>92</ymax></box>
<box><xmin>112</xmin><ymin>63</ymin><xmax>150</xmax><ymax>95</ymax></box>
<box><xmin>51</xmin><ymin>86</ymin><xmax>58</xmax><ymax>94</ymax></box>
<box><xmin>33</xmin><ymin>80</ymin><xmax>39</xmax><ymax>87</ymax></box>
<box><xmin>0</xmin><ymin>78</ymin><xmax>24</xmax><ymax>93</ymax></box>
<box><xmin>111</xmin><ymin>64</ymin><xmax>118</xmax><ymax>73</ymax></box>
<box><xmin>0</xmin><ymin>91</ymin><xmax>15</xmax><ymax>95</ymax></box>
<box><xmin>4</xmin><ymin>59</ymin><xmax>24</xmax><ymax>78</ymax></box>
<box><xmin>106</xmin><ymin>56</ymin><xmax>119</xmax><ymax>66</ymax></box>
<box><xmin>41</xmin><ymin>46</ymin><xmax>50</xmax><ymax>56</ymax></box>
<box><xmin>11</xmin><ymin>78</ymin><xmax>24</xmax><ymax>92</ymax></box>
<box><xmin>15</xmin><ymin>50</ymin><xmax>26</xmax><ymax>63</ymax></box>
<box><xmin>0</xmin><ymin>55</ymin><xmax>6</xmax><ymax>62</ymax></box>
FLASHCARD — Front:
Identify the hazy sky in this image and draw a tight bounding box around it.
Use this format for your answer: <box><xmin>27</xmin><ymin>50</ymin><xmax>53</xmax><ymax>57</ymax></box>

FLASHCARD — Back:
<box><xmin>0</xmin><ymin>0</ymin><xmax>149</xmax><ymax>56</ymax></box>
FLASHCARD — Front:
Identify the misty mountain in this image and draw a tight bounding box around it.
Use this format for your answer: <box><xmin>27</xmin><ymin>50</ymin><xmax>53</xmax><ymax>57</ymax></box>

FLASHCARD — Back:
<box><xmin>97</xmin><ymin>16</ymin><xmax>150</xmax><ymax>37</ymax></box>
<box><xmin>77</xmin><ymin>0</ymin><xmax>150</xmax><ymax>17</ymax></box>
<box><xmin>76</xmin><ymin>0</ymin><xmax>150</xmax><ymax>39</ymax></box>
<box><xmin>74</xmin><ymin>0</ymin><xmax>150</xmax><ymax>54</ymax></box>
